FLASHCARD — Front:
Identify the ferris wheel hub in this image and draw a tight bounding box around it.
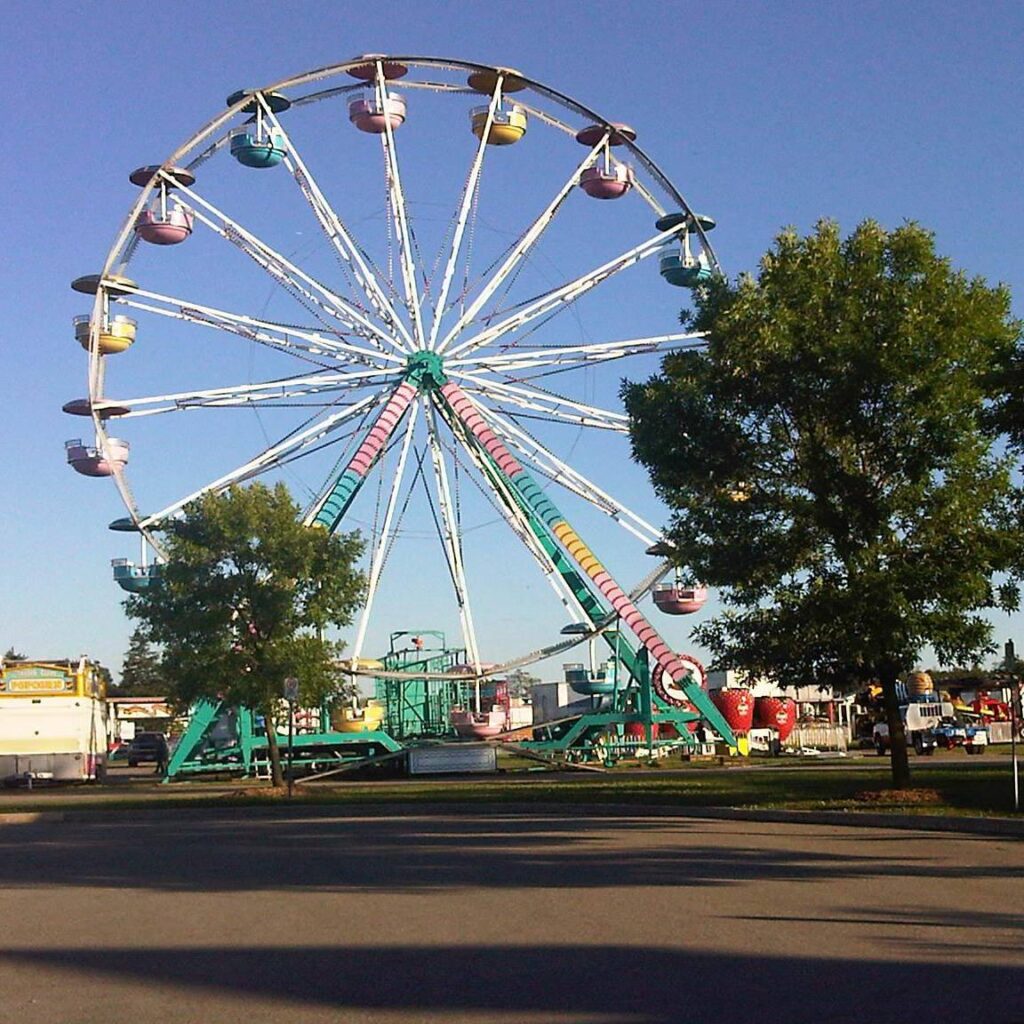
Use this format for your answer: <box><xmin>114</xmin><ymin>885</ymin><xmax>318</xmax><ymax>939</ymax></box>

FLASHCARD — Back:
<box><xmin>404</xmin><ymin>350</ymin><xmax>448</xmax><ymax>391</ymax></box>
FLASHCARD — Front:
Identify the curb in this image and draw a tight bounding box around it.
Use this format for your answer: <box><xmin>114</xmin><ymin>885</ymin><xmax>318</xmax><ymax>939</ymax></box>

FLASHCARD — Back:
<box><xmin>0</xmin><ymin>801</ymin><xmax>1020</xmax><ymax>837</ymax></box>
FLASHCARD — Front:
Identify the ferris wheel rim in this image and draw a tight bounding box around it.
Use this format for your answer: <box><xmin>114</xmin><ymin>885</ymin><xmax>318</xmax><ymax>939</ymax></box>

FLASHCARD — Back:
<box><xmin>93</xmin><ymin>55</ymin><xmax>720</xmax><ymax>290</ymax></box>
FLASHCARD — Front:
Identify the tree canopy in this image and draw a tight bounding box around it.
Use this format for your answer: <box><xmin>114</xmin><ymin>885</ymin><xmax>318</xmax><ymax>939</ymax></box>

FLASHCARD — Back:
<box><xmin>115</xmin><ymin>626</ymin><xmax>165</xmax><ymax>696</ymax></box>
<box><xmin>125</xmin><ymin>482</ymin><xmax>364</xmax><ymax>783</ymax></box>
<box><xmin>623</xmin><ymin>220</ymin><xmax>1022</xmax><ymax>785</ymax></box>
<box><xmin>505</xmin><ymin>667</ymin><xmax>540</xmax><ymax>701</ymax></box>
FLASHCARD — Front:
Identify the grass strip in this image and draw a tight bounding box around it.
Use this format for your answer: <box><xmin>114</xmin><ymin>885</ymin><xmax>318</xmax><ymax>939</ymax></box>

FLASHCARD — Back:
<box><xmin>1</xmin><ymin>763</ymin><xmax>1019</xmax><ymax>818</ymax></box>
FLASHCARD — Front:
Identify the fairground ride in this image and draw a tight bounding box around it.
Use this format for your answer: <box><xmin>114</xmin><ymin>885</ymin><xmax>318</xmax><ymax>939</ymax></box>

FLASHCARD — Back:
<box><xmin>65</xmin><ymin>55</ymin><xmax>738</xmax><ymax>774</ymax></box>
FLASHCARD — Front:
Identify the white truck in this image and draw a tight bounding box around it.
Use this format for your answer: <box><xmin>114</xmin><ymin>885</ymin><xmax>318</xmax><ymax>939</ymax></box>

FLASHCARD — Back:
<box><xmin>873</xmin><ymin>698</ymin><xmax>988</xmax><ymax>756</ymax></box>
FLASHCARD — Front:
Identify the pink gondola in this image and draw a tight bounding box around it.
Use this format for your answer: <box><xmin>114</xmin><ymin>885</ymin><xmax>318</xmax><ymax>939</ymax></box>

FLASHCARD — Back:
<box><xmin>348</xmin><ymin>92</ymin><xmax>406</xmax><ymax>134</ymax></box>
<box><xmin>450</xmin><ymin>707</ymin><xmax>507</xmax><ymax>739</ymax></box>
<box><xmin>65</xmin><ymin>437</ymin><xmax>129</xmax><ymax>477</ymax></box>
<box><xmin>134</xmin><ymin>206</ymin><xmax>193</xmax><ymax>245</ymax></box>
<box><xmin>579</xmin><ymin>165</ymin><xmax>632</xmax><ymax>200</ymax></box>
<box><xmin>652</xmin><ymin>583</ymin><xmax>708</xmax><ymax>615</ymax></box>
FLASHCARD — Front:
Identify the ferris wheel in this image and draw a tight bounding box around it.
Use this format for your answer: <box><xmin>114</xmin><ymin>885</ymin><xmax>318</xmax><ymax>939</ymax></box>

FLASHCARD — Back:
<box><xmin>66</xmin><ymin>55</ymin><xmax>725</xmax><ymax>720</ymax></box>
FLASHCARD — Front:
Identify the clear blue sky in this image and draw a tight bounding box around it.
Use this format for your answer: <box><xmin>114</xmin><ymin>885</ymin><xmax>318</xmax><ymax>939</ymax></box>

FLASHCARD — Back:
<box><xmin>2</xmin><ymin>0</ymin><xmax>1022</xmax><ymax>681</ymax></box>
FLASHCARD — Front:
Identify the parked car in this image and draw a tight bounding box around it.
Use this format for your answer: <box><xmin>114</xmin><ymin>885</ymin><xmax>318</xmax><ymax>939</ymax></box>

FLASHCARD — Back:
<box><xmin>127</xmin><ymin>732</ymin><xmax>168</xmax><ymax>767</ymax></box>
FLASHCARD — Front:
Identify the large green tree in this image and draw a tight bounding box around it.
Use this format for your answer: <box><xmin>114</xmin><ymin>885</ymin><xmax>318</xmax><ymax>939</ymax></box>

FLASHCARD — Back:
<box><xmin>624</xmin><ymin>220</ymin><xmax>1022</xmax><ymax>787</ymax></box>
<box><xmin>125</xmin><ymin>482</ymin><xmax>364</xmax><ymax>786</ymax></box>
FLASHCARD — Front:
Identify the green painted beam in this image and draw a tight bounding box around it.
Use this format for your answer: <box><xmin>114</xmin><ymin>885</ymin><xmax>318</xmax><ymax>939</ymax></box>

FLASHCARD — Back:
<box><xmin>164</xmin><ymin>698</ymin><xmax>221</xmax><ymax>781</ymax></box>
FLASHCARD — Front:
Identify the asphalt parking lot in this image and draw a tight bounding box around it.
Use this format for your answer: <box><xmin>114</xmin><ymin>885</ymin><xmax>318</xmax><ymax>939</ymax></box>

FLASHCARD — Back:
<box><xmin>0</xmin><ymin>808</ymin><xmax>1021</xmax><ymax>1023</ymax></box>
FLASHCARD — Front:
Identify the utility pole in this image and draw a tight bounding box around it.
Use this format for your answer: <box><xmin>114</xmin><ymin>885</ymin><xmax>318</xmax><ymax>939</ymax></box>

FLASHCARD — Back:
<box><xmin>1005</xmin><ymin>641</ymin><xmax>1019</xmax><ymax>812</ymax></box>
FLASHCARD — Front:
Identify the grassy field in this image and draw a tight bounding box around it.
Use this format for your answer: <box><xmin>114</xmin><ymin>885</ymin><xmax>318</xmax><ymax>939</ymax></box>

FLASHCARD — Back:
<box><xmin>1</xmin><ymin>759</ymin><xmax>1020</xmax><ymax>819</ymax></box>
<box><xmin>316</xmin><ymin>762</ymin><xmax>1018</xmax><ymax>816</ymax></box>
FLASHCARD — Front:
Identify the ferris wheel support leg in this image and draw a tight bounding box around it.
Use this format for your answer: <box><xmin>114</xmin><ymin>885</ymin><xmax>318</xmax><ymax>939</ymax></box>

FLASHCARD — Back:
<box><xmin>464</xmin><ymin>434</ymin><xmax>648</xmax><ymax>691</ymax></box>
<box><xmin>163</xmin><ymin>699</ymin><xmax>222</xmax><ymax>781</ymax></box>
<box><xmin>436</xmin><ymin>400</ymin><xmax>590</xmax><ymax>627</ymax></box>
<box><xmin>438</xmin><ymin>380</ymin><xmax>737</xmax><ymax>747</ymax></box>
<box><xmin>435</xmin><ymin>392</ymin><xmax>612</xmax><ymax>620</ymax></box>
<box><xmin>305</xmin><ymin>381</ymin><xmax>418</xmax><ymax>532</ymax></box>
<box><xmin>436</xmin><ymin>394</ymin><xmax>654</xmax><ymax>730</ymax></box>
<box><xmin>349</xmin><ymin>402</ymin><xmax>420</xmax><ymax>664</ymax></box>
<box><xmin>471</xmin><ymin>437</ymin><xmax>607</xmax><ymax>619</ymax></box>
<box><xmin>471</xmin><ymin>399</ymin><xmax>663</xmax><ymax>546</ymax></box>
<box><xmin>436</xmin><ymin>390</ymin><xmax>665</xmax><ymax>706</ymax></box>
<box><xmin>437</xmin><ymin>391</ymin><xmax>650</xmax><ymax>696</ymax></box>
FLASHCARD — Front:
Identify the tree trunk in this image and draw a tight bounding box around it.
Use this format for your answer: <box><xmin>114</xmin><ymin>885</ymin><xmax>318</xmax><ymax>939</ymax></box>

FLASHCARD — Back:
<box><xmin>879</xmin><ymin>665</ymin><xmax>911</xmax><ymax>789</ymax></box>
<box><xmin>264</xmin><ymin>711</ymin><xmax>284</xmax><ymax>788</ymax></box>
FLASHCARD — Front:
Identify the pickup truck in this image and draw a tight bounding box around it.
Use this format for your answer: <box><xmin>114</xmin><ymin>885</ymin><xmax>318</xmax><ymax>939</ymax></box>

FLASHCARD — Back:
<box><xmin>873</xmin><ymin>699</ymin><xmax>988</xmax><ymax>756</ymax></box>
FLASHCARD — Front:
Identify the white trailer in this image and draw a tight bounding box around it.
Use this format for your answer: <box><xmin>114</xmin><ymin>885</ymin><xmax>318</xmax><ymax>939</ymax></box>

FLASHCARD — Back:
<box><xmin>0</xmin><ymin>659</ymin><xmax>108</xmax><ymax>784</ymax></box>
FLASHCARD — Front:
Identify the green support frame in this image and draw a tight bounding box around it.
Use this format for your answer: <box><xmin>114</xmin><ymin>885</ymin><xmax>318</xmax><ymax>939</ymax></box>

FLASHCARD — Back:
<box><xmin>163</xmin><ymin>697</ymin><xmax>403</xmax><ymax>781</ymax></box>
<box><xmin>374</xmin><ymin>631</ymin><xmax>468</xmax><ymax>740</ymax></box>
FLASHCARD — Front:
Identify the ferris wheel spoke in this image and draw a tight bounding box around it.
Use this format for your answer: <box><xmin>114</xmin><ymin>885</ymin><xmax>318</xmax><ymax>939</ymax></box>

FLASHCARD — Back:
<box><xmin>139</xmin><ymin>391</ymin><xmax>387</xmax><ymax>529</ymax></box>
<box><xmin>439</xmin><ymin>402</ymin><xmax>591</xmax><ymax>623</ymax></box>
<box><xmin>167</xmin><ymin>174</ymin><xmax>403</xmax><ymax>353</ymax></box>
<box><xmin>375</xmin><ymin>67</ymin><xmax>427</xmax><ymax>348</ymax></box>
<box><xmin>116</xmin><ymin>368</ymin><xmax>399</xmax><ymax>417</ymax></box>
<box><xmin>454</xmin><ymin>372</ymin><xmax>629</xmax><ymax>432</ymax></box>
<box><xmin>436</xmin><ymin>137</ymin><xmax>607</xmax><ymax>355</ymax></box>
<box><xmin>116</xmin><ymin>232</ymin><xmax>143</xmax><ymax>275</ymax></box>
<box><xmin>119</xmin><ymin>289</ymin><xmax>395</xmax><ymax>367</ymax></box>
<box><xmin>453</xmin><ymin>331</ymin><xmax>706</xmax><ymax>374</ymax></box>
<box><xmin>472</xmin><ymin>400</ymin><xmax>663</xmax><ymax>546</ymax></box>
<box><xmin>426</xmin><ymin>79</ymin><xmax>503</xmax><ymax>351</ymax></box>
<box><xmin>445</xmin><ymin>225</ymin><xmax>681</xmax><ymax>360</ymax></box>
<box><xmin>423</xmin><ymin>397</ymin><xmax>483</xmax><ymax>674</ymax></box>
<box><xmin>629</xmin><ymin>173</ymin><xmax>669</xmax><ymax>218</ymax></box>
<box><xmin>178</xmin><ymin>130</ymin><xmax>232</xmax><ymax>176</ymax></box>
<box><xmin>349</xmin><ymin>401</ymin><xmax>420</xmax><ymax>663</ymax></box>
<box><xmin>257</xmin><ymin>97</ymin><xmax>414</xmax><ymax>352</ymax></box>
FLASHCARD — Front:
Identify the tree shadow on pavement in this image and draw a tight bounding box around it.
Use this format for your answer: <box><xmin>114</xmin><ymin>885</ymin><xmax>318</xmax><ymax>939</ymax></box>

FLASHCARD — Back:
<box><xmin>730</xmin><ymin>905</ymin><xmax>1024</xmax><ymax>957</ymax></box>
<box><xmin>0</xmin><ymin>943</ymin><xmax>1021</xmax><ymax>1024</ymax></box>
<box><xmin>0</xmin><ymin>812</ymin><xmax>1020</xmax><ymax>894</ymax></box>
